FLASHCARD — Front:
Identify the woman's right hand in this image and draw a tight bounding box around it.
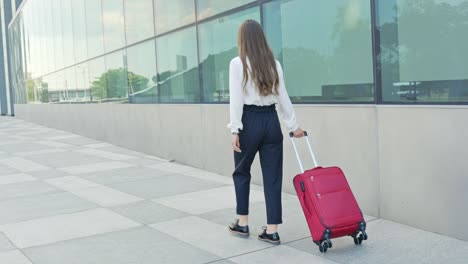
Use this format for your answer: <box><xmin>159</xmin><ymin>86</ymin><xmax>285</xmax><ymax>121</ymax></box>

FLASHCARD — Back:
<box><xmin>292</xmin><ymin>128</ymin><xmax>305</xmax><ymax>138</ymax></box>
<box><xmin>232</xmin><ymin>134</ymin><xmax>242</xmax><ymax>153</ymax></box>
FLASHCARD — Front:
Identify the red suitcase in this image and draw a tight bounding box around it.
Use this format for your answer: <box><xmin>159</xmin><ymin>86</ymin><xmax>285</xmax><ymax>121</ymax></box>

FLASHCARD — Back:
<box><xmin>289</xmin><ymin>131</ymin><xmax>368</xmax><ymax>253</ymax></box>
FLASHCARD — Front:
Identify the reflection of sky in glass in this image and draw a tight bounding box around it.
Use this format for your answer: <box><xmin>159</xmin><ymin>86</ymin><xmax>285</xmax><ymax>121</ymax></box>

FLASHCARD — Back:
<box><xmin>62</xmin><ymin>0</ymin><xmax>75</xmax><ymax>68</ymax></box>
<box><xmin>154</xmin><ymin>0</ymin><xmax>195</xmax><ymax>34</ymax></box>
<box><xmin>72</xmin><ymin>0</ymin><xmax>88</xmax><ymax>63</ymax></box>
<box><xmin>279</xmin><ymin>0</ymin><xmax>370</xmax><ymax>56</ymax></box>
<box><xmin>157</xmin><ymin>27</ymin><xmax>198</xmax><ymax>74</ymax></box>
<box><xmin>125</xmin><ymin>0</ymin><xmax>154</xmax><ymax>44</ymax></box>
<box><xmin>85</xmin><ymin>0</ymin><xmax>105</xmax><ymax>58</ymax></box>
<box><xmin>126</xmin><ymin>40</ymin><xmax>157</xmax><ymax>86</ymax></box>
<box><xmin>198</xmin><ymin>7</ymin><xmax>260</xmax><ymax>62</ymax></box>
<box><xmin>197</xmin><ymin>0</ymin><xmax>255</xmax><ymax>19</ymax></box>
<box><xmin>102</xmin><ymin>0</ymin><xmax>125</xmax><ymax>52</ymax></box>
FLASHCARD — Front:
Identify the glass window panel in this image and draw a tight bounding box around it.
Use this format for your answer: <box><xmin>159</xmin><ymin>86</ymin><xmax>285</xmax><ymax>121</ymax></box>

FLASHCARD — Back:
<box><xmin>88</xmin><ymin>57</ymin><xmax>107</xmax><ymax>102</ymax></box>
<box><xmin>102</xmin><ymin>0</ymin><xmax>125</xmax><ymax>52</ymax></box>
<box><xmin>198</xmin><ymin>7</ymin><xmax>259</xmax><ymax>102</ymax></box>
<box><xmin>154</xmin><ymin>0</ymin><xmax>195</xmax><ymax>34</ymax></box>
<box><xmin>197</xmin><ymin>0</ymin><xmax>255</xmax><ymax>20</ymax></box>
<box><xmin>61</xmin><ymin>0</ymin><xmax>75</xmax><ymax>67</ymax></box>
<box><xmin>378</xmin><ymin>0</ymin><xmax>468</xmax><ymax>103</ymax></box>
<box><xmin>22</xmin><ymin>4</ymin><xmax>34</xmax><ymax>79</ymax></box>
<box><xmin>156</xmin><ymin>27</ymin><xmax>200</xmax><ymax>103</ymax></box>
<box><xmin>65</xmin><ymin>67</ymin><xmax>77</xmax><ymax>103</ymax></box>
<box><xmin>48</xmin><ymin>71</ymin><xmax>66</xmax><ymax>103</ymax></box>
<box><xmin>126</xmin><ymin>40</ymin><xmax>157</xmax><ymax>103</ymax></box>
<box><xmin>124</xmin><ymin>0</ymin><xmax>154</xmax><ymax>45</ymax></box>
<box><xmin>75</xmin><ymin>63</ymin><xmax>91</xmax><ymax>102</ymax></box>
<box><xmin>35</xmin><ymin>0</ymin><xmax>45</xmax><ymax>76</ymax></box>
<box><xmin>85</xmin><ymin>0</ymin><xmax>105</xmax><ymax>58</ymax></box>
<box><xmin>71</xmin><ymin>0</ymin><xmax>88</xmax><ymax>63</ymax></box>
<box><xmin>104</xmin><ymin>50</ymin><xmax>129</xmax><ymax>102</ymax></box>
<box><xmin>51</xmin><ymin>0</ymin><xmax>64</xmax><ymax>70</ymax></box>
<box><xmin>264</xmin><ymin>0</ymin><xmax>374</xmax><ymax>103</ymax></box>
<box><xmin>43</xmin><ymin>0</ymin><xmax>54</xmax><ymax>73</ymax></box>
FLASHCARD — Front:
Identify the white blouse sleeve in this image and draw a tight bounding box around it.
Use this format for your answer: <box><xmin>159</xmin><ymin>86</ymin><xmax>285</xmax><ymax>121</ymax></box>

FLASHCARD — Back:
<box><xmin>227</xmin><ymin>59</ymin><xmax>244</xmax><ymax>133</ymax></box>
<box><xmin>276</xmin><ymin>61</ymin><xmax>299</xmax><ymax>132</ymax></box>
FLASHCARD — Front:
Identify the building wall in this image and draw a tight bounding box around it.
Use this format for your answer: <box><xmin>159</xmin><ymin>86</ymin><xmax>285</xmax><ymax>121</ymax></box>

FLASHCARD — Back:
<box><xmin>15</xmin><ymin>103</ymin><xmax>468</xmax><ymax>241</ymax></box>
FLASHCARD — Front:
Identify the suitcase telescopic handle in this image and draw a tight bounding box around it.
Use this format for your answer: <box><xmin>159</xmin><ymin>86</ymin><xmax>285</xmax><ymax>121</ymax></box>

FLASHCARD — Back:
<box><xmin>289</xmin><ymin>131</ymin><xmax>318</xmax><ymax>173</ymax></box>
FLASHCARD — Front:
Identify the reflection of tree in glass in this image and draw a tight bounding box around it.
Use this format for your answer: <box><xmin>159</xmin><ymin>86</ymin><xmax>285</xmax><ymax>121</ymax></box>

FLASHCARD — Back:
<box><xmin>378</xmin><ymin>0</ymin><xmax>468</xmax><ymax>101</ymax></box>
<box><xmin>128</xmin><ymin>71</ymin><xmax>149</xmax><ymax>94</ymax></box>
<box><xmin>397</xmin><ymin>0</ymin><xmax>468</xmax><ymax>75</ymax></box>
<box><xmin>90</xmin><ymin>68</ymin><xmax>148</xmax><ymax>101</ymax></box>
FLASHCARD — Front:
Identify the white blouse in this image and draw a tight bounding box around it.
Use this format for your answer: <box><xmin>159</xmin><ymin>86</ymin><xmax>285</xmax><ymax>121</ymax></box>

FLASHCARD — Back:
<box><xmin>227</xmin><ymin>56</ymin><xmax>299</xmax><ymax>133</ymax></box>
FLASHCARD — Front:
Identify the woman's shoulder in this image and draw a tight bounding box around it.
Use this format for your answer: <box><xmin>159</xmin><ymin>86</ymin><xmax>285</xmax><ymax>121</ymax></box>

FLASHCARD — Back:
<box><xmin>230</xmin><ymin>56</ymin><xmax>241</xmax><ymax>66</ymax></box>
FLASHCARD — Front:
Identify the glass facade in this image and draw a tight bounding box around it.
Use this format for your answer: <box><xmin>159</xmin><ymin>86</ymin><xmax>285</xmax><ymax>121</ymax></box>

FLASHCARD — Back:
<box><xmin>377</xmin><ymin>0</ymin><xmax>468</xmax><ymax>103</ymax></box>
<box><xmin>8</xmin><ymin>0</ymin><xmax>468</xmax><ymax>105</ymax></box>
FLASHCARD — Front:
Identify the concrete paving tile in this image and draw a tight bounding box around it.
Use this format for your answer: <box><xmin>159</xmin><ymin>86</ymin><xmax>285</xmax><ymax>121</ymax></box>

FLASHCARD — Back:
<box><xmin>14</xmin><ymin>148</ymin><xmax>68</xmax><ymax>157</ymax></box>
<box><xmin>0</xmin><ymin>137</ymin><xmax>31</xmax><ymax>147</ymax></box>
<box><xmin>142</xmin><ymin>154</ymin><xmax>169</xmax><ymax>162</ymax></box>
<box><xmin>0</xmin><ymin>208</ymin><xmax>141</xmax><ymax>248</ymax></box>
<box><xmin>27</xmin><ymin>169</ymin><xmax>68</xmax><ymax>180</ymax></box>
<box><xmin>76</xmin><ymin>148</ymin><xmax>137</xmax><ymax>161</ymax></box>
<box><xmin>0</xmin><ymin>181</ymin><xmax>60</xmax><ymax>201</ymax></box>
<box><xmin>0</xmin><ymin>192</ymin><xmax>96</xmax><ymax>225</ymax></box>
<box><xmin>151</xmin><ymin>216</ymin><xmax>271</xmax><ymax>258</ymax></box>
<box><xmin>0</xmin><ymin>157</ymin><xmax>49</xmax><ymax>172</ymax></box>
<box><xmin>0</xmin><ymin>173</ymin><xmax>36</xmax><ymax>185</ymax></box>
<box><xmin>0</xmin><ymin>166</ymin><xmax>19</xmax><ymax>176</ymax></box>
<box><xmin>110</xmin><ymin>174</ymin><xmax>226</xmax><ymax>199</ymax></box>
<box><xmin>67</xmin><ymin>186</ymin><xmax>143</xmax><ymax>207</ymax></box>
<box><xmin>7</xmin><ymin>135</ymin><xmax>34</xmax><ymax>141</ymax></box>
<box><xmin>58</xmin><ymin>161</ymin><xmax>136</xmax><ymax>175</ymax></box>
<box><xmin>80</xmin><ymin>166</ymin><xmax>173</xmax><ymax>185</ymax></box>
<box><xmin>210</xmin><ymin>260</ymin><xmax>237</xmax><ymax>264</ymax></box>
<box><xmin>43</xmin><ymin>134</ymin><xmax>81</xmax><ymax>141</ymax></box>
<box><xmin>99</xmin><ymin>145</ymin><xmax>150</xmax><ymax>157</ymax></box>
<box><xmin>23</xmin><ymin>227</ymin><xmax>219</xmax><ymax>264</ymax></box>
<box><xmin>182</xmin><ymin>169</ymin><xmax>234</xmax><ymax>185</ymax></box>
<box><xmin>286</xmin><ymin>219</ymin><xmax>468</xmax><ymax>264</ymax></box>
<box><xmin>45</xmin><ymin>176</ymin><xmax>99</xmax><ymax>191</ymax></box>
<box><xmin>229</xmin><ymin>245</ymin><xmax>339</xmax><ymax>264</ymax></box>
<box><xmin>111</xmin><ymin>200</ymin><xmax>188</xmax><ymax>225</ymax></box>
<box><xmin>55</xmin><ymin>137</ymin><xmax>101</xmax><ymax>146</ymax></box>
<box><xmin>0</xmin><ymin>232</ymin><xmax>15</xmax><ymax>252</ymax></box>
<box><xmin>26</xmin><ymin>151</ymin><xmax>108</xmax><ymax>168</ymax></box>
<box><xmin>82</xmin><ymin>142</ymin><xmax>114</xmax><ymax>149</ymax></box>
<box><xmin>124</xmin><ymin>157</ymin><xmax>166</xmax><ymax>166</ymax></box>
<box><xmin>36</xmin><ymin>140</ymin><xmax>74</xmax><ymax>148</ymax></box>
<box><xmin>0</xmin><ymin>250</ymin><xmax>32</xmax><ymax>264</ymax></box>
<box><xmin>146</xmin><ymin>162</ymin><xmax>199</xmax><ymax>174</ymax></box>
<box><xmin>154</xmin><ymin>186</ymin><xmax>264</xmax><ymax>215</ymax></box>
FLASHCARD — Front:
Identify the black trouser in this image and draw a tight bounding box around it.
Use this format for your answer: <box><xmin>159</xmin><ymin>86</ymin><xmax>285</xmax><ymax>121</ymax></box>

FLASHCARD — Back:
<box><xmin>233</xmin><ymin>104</ymin><xmax>283</xmax><ymax>225</ymax></box>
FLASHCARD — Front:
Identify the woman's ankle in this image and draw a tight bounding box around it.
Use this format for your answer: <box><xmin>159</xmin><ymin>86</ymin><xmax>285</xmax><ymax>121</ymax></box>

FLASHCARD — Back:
<box><xmin>238</xmin><ymin>215</ymin><xmax>249</xmax><ymax>226</ymax></box>
<box><xmin>266</xmin><ymin>225</ymin><xmax>278</xmax><ymax>234</ymax></box>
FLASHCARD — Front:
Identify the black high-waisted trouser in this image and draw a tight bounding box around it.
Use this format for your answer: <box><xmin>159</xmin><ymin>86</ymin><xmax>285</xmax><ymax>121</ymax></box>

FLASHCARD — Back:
<box><xmin>233</xmin><ymin>104</ymin><xmax>283</xmax><ymax>225</ymax></box>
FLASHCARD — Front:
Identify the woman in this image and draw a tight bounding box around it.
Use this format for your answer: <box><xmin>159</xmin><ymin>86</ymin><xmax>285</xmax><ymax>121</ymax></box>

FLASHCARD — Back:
<box><xmin>227</xmin><ymin>19</ymin><xmax>304</xmax><ymax>245</ymax></box>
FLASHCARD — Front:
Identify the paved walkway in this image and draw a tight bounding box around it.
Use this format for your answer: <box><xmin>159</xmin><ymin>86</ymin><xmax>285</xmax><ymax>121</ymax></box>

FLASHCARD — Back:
<box><xmin>0</xmin><ymin>116</ymin><xmax>467</xmax><ymax>264</ymax></box>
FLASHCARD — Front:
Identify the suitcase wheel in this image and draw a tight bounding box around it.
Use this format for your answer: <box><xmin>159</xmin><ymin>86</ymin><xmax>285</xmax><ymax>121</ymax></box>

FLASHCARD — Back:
<box><xmin>353</xmin><ymin>234</ymin><xmax>364</xmax><ymax>245</ymax></box>
<box><xmin>318</xmin><ymin>240</ymin><xmax>331</xmax><ymax>253</ymax></box>
<box><xmin>352</xmin><ymin>231</ymin><xmax>368</xmax><ymax>245</ymax></box>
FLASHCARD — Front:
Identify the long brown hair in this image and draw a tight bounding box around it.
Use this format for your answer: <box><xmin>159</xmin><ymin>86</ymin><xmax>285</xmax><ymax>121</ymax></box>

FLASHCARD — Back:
<box><xmin>238</xmin><ymin>20</ymin><xmax>279</xmax><ymax>96</ymax></box>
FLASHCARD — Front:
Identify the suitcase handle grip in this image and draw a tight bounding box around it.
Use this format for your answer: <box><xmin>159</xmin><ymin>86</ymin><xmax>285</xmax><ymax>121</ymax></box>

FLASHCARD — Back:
<box><xmin>289</xmin><ymin>130</ymin><xmax>318</xmax><ymax>173</ymax></box>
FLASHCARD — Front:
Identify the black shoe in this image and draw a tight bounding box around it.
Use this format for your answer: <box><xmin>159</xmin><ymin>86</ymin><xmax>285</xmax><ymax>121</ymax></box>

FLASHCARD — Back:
<box><xmin>258</xmin><ymin>226</ymin><xmax>281</xmax><ymax>244</ymax></box>
<box><xmin>228</xmin><ymin>219</ymin><xmax>249</xmax><ymax>236</ymax></box>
